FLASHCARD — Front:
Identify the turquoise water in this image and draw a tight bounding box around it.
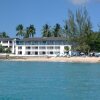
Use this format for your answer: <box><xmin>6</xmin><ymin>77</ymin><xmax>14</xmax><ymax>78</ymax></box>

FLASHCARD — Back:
<box><xmin>0</xmin><ymin>62</ymin><xmax>100</xmax><ymax>100</ymax></box>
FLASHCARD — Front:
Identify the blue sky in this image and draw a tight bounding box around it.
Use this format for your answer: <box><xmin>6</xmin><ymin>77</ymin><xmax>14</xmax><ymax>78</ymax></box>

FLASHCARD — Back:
<box><xmin>0</xmin><ymin>0</ymin><xmax>100</xmax><ymax>37</ymax></box>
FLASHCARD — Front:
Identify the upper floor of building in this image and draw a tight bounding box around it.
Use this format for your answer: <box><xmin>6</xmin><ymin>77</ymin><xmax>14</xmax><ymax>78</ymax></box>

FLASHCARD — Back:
<box><xmin>0</xmin><ymin>37</ymin><xmax>71</xmax><ymax>46</ymax></box>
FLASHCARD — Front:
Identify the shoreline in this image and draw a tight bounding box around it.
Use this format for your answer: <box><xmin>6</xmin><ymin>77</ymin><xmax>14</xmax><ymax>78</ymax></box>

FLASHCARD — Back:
<box><xmin>0</xmin><ymin>56</ymin><xmax>100</xmax><ymax>63</ymax></box>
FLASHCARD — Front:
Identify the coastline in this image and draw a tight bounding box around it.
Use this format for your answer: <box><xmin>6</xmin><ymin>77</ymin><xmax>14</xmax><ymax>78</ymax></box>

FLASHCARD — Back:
<box><xmin>0</xmin><ymin>56</ymin><xmax>100</xmax><ymax>63</ymax></box>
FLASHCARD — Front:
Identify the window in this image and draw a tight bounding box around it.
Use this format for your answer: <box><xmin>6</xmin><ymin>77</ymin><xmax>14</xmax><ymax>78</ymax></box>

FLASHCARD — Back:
<box><xmin>42</xmin><ymin>51</ymin><xmax>46</xmax><ymax>55</ymax></box>
<box><xmin>55</xmin><ymin>46</ymin><xmax>60</xmax><ymax>49</ymax></box>
<box><xmin>18</xmin><ymin>51</ymin><xmax>22</xmax><ymax>55</ymax></box>
<box><xmin>39</xmin><ymin>51</ymin><xmax>46</xmax><ymax>55</ymax></box>
<box><xmin>33</xmin><ymin>41</ymin><xmax>38</xmax><ymax>45</ymax></box>
<box><xmin>39</xmin><ymin>46</ymin><xmax>46</xmax><ymax>49</ymax></box>
<box><xmin>43</xmin><ymin>41</ymin><xmax>46</xmax><ymax>44</ymax></box>
<box><xmin>9</xmin><ymin>41</ymin><xmax>12</xmax><ymax>43</ymax></box>
<box><xmin>35</xmin><ymin>46</ymin><xmax>38</xmax><ymax>49</ymax></box>
<box><xmin>3</xmin><ymin>41</ymin><xmax>8</xmax><ymax>43</ymax></box>
<box><xmin>25</xmin><ymin>41</ymin><xmax>31</xmax><ymax>45</ymax></box>
<box><xmin>47</xmin><ymin>46</ymin><xmax>53</xmax><ymax>49</ymax></box>
<box><xmin>18</xmin><ymin>46</ymin><xmax>22</xmax><ymax>49</ymax></box>
<box><xmin>32</xmin><ymin>46</ymin><xmax>38</xmax><ymax>49</ymax></box>
<box><xmin>50</xmin><ymin>51</ymin><xmax>53</xmax><ymax>54</ymax></box>
<box><xmin>26</xmin><ymin>51</ymin><xmax>31</xmax><ymax>55</ymax></box>
<box><xmin>26</xmin><ymin>46</ymin><xmax>31</xmax><ymax>49</ymax></box>
<box><xmin>35</xmin><ymin>51</ymin><xmax>38</xmax><ymax>55</ymax></box>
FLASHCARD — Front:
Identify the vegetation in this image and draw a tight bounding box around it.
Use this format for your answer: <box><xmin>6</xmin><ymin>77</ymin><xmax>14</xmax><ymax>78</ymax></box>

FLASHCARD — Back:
<box><xmin>63</xmin><ymin>8</ymin><xmax>100</xmax><ymax>53</ymax></box>
<box><xmin>16</xmin><ymin>24</ymin><xmax>36</xmax><ymax>38</ymax></box>
<box><xmin>64</xmin><ymin>46</ymin><xmax>69</xmax><ymax>51</ymax></box>
<box><xmin>42</xmin><ymin>24</ymin><xmax>51</xmax><ymax>37</ymax></box>
<box><xmin>0</xmin><ymin>45</ymin><xmax>11</xmax><ymax>53</ymax></box>
<box><xmin>0</xmin><ymin>32</ymin><xmax>9</xmax><ymax>38</ymax></box>
<box><xmin>52</xmin><ymin>23</ymin><xmax>63</xmax><ymax>37</ymax></box>
<box><xmin>5</xmin><ymin>47</ymin><xmax>11</xmax><ymax>53</ymax></box>
<box><xmin>0</xmin><ymin>45</ymin><xmax>5</xmax><ymax>53</ymax></box>
<box><xmin>16</xmin><ymin>24</ymin><xmax>24</xmax><ymax>38</ymax></box>
<box><xmin>40</xmin><ymin>8</ymin><xmax>100</xmax><ymax>53</ymax></box>
<box><xmin>14</xmin><ymin>8</ymin><xmax>100</xmax><ymax>52</ymax></box>
<box><xmin>25</xmin><ymin>25</ymin><xmax>36</xmax><ymax>38</ymax></box>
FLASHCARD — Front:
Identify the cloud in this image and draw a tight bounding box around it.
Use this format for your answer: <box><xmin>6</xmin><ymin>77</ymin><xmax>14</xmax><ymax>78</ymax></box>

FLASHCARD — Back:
<box><xmin>70</xmin><ymin>0</ymin><xmax>100</xmax><ymax>5</ymax></box>
<box><xmin>71</xmin><ymin>0</ymin><xmax>89</xmax><ymax>5</ymax></box>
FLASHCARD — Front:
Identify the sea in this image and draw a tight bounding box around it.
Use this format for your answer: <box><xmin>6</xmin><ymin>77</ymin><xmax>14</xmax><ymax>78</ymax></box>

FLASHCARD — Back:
<box><xmin>0</xmin><ymin>61</ymin><xmax>100</xmax><ymax>100</ymax></box>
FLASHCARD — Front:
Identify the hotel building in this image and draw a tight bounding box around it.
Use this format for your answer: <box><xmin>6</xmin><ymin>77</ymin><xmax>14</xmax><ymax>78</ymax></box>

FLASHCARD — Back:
<box><xmin>0</xmin><ymin>37</ymin><xmax>71</xmax><ymax>56</ymax></box>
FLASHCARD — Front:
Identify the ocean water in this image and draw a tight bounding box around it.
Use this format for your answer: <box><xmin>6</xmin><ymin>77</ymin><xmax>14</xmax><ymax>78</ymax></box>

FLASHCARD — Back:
<box><xmin>0</xmin><ymin>61</ymin><xmax>100</xmax><ymax>100</ymax></box>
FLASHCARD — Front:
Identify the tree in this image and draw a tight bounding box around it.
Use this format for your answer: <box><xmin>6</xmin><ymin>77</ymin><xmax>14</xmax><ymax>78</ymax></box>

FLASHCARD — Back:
<box><xmin>76</xmin><ymin>8</ymin><xmax>89</xmax><ymax>35</ymax></box>
<box><xmin>0</xmin><ymin>32</ymin><xmax>9</xmax><ymax>38</ymax></box>
<box><xmin>53</xmin><ymin>23</ymin><xmax>62</xmax><ymax>37</ymax></box>
<box><xmin>28</xmin><ymin>25</ymin><xmax>36</xmax><ymax>37</ymax></box>
<box><xmin>64</xmin><ymin>46</ymin><xmax>69</xmax><ymax>51</ymax></box>
<box><xmin>75</xmin><ymin>43</ymin><xmax>90</xmax><ymax>54</ymax></box>
<box><xmin>64</xmin><ymin>8</ymin><xmax>95</xmax><ymax>53</ymax></box>
<box><xmin>89</xmin><ymin>32</ymin><xmax>100</xmax><ymax>52</ymax></box>
<box><xmin>64</xmin><ymin>21</ymin><xmax>69</xmax><ymax>37</ymax></box>
<box><xmin>0</xmin><ymin>45</ymin><xmax>5</xmax><ymax>53</ymax></box>
<box><xmin>42</xmin><ymin>24</ymin><xmax>51</xmax><ymax>37</ymax></box>
<box><xmin>24</xmin><ymin>25</ymin><xmax>36</xmax><ymax>38</ymax></box>
<box><xmin>5</xmin><ymin>47</ymin><xmax>11</xmax><ymax>53</ymax></box>
<box><xmin>64</xmin><ymin>10</ymin><xmax>77</xmax><ymax>38</ymax></box>
<box><xmin>16</xmin><ymin>24</ymin><xmax>25</xmax><ymax>38</ymax></box>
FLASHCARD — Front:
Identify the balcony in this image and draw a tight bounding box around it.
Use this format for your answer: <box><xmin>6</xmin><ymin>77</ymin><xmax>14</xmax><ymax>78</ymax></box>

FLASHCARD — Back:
<box><xmin>16</xmin><ymin>40</ymin><xmax>67</xmax><ymax>45</ymax></box>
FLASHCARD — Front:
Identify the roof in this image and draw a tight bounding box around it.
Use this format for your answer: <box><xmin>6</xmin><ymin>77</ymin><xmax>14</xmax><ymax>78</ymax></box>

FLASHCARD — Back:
<box><xmin>18</xmin><ymin>37</ymin><xmax>67</xmax><ymax>42</ymax></box>
<box><xmin>0</xmin><ymin>37</ymin><xmax>67</xmax><ymax>42</ymax></box>
<box><xmin>0</xmin><ymin>38</ymin><xmax>20</xmax><ymax>41</ymax></box>
<box><xmin>0</xmin><ymin>38</ymin><xmax>15</xmax><ymax>41</ymax></box>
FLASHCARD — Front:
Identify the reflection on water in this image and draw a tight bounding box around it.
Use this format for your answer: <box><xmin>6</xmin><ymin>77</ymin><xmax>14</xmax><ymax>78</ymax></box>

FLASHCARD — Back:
<box><xmin>0</xmin><ymin>61</ymin><xmax>100</xmax><ymax>100</ymax></box>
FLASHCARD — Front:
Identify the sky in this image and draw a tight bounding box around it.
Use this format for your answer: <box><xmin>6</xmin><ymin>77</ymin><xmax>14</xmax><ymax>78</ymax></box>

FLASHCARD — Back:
<box><xmin>0</xmin><ymin>0</ymin><xmax>100</xmax><ymax>37</ymax></box>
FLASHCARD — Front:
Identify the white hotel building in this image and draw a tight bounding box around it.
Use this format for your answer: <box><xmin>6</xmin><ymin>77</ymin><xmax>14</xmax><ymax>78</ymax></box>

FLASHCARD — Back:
<box><xmin>0</xmin><ymin>37</ymin><xmax>71</xmax><ymax>56</ymax></box>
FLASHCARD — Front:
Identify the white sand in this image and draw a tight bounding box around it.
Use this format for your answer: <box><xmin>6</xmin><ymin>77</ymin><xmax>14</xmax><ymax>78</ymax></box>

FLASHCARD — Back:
<box><xmin>6</xmin><ymin>56</ymin><xmax>100</xmax><ymax>63</ymax></box>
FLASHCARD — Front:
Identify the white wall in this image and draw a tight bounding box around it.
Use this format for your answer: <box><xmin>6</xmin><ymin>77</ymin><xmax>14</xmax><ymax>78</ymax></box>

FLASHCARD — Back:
<box><xmin>15</xmin><ymin>45</ymin><xmax>71</xmax><ymax>56</ymax></box>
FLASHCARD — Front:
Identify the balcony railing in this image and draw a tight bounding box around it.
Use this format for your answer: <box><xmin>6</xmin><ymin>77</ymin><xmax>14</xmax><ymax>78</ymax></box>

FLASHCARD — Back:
<box><xmin>16</xmin><ymin>41</ymin><xmax>67</xmax><ymax>45</ymax></box>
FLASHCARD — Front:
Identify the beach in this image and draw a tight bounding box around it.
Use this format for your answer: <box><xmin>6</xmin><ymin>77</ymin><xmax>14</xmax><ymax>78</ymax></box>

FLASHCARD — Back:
<box><xmin>1</xmin><ymin>56</ymin><xmax>99</xmax><ymax>63</ymax></box>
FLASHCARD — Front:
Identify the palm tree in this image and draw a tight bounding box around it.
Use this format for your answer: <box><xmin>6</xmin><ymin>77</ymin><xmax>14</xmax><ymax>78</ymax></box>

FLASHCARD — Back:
<box><xmin>16</xmin><ymin>24</ymin><xmax>24</xmax><ymax>38</ymax></box>
<box><xmin>29</xmin><ymin>25</ymin><xmax>36</xmax><ymax>37</ymax></box>
<box><xmin>0</xmin><ymin>32</ymin><xmax>9</xmax><ymax>38</ymax></box>
<box><xmin>53</xmin><ymin>23</ymin><xmax>62</xmax><ymax>37</ymax></box>
<box><xmin>42</xmin><ymin>24</ymin><xmax>51</xmax><ymax>37</ymax></box>
<box><xmin>24</xmin><ymin>25</ymin><xmax>36</xmax><ymax>38</ymax></box>
<box><xmin>24</xmin><ymin>27</ymin><xmax>30</xmax><ymax>38</ymax></box>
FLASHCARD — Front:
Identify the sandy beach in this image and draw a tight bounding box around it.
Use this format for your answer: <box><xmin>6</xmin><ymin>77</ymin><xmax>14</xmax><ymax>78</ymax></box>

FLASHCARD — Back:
<box><xmin>2</xmin><ymin>56</ymin><xmax>100</xmax><ymax>63</ymax></box>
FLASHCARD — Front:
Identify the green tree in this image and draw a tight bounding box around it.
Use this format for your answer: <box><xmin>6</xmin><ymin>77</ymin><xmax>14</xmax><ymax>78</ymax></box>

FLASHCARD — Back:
<box><xmin>5</xmin><ymin>47</ymin><xmax>11</xmax><ymax>53</ymax></box>
<box><xmin>42</xmin><ymin>24</ymin><xmax>51</xmax><ymax>37</ymax></box>
<box><xmin>24</xmin><ymin>25</ymin><xmax>36</xmax><ymax>38</ymax></box>
<box><xmin>64</xmin><ymin>8</ymin><xmax>94</xmax><ymax>53</ymax></box>
<box><xmin>0</xmin><ymin>45</ymin><xmax>5</xmax><ymax>53</ymax></box>
<box><xmin>64</xmin><ymin>10</ymin><xmax>77</xmax><ymax>38</ymax></box>
<box><xmin>89</xmin><ymin>32</ymin><xmax>100</xmax><ymax>52</ymax></box>
<box><xmin>53</xmin><ymin>23</ymin><xmax>62</xmax><ymax>37</ymax></box>
<box><xmin>64</xmin><ymin>46</ymin><xmax>69</xmax><ymax>51</ymax></box>
<box><xmin>76</xmin><ymin>8</ymin><xmax>90</xmax><ymax>35</ymax></box>
<box><xmin>0</xmin><ymin>32</ymin><xmax>9</xmax><ymax>38</ymax></box>
<box><xmin>75</xmin><ymin>43</ymin><xmax>90</xmax><ymax>54</ymax></box>
<box><xmin>16</xmin><ymin>24</ymin><xmax>25</xmax><ymax>38</ymax></box>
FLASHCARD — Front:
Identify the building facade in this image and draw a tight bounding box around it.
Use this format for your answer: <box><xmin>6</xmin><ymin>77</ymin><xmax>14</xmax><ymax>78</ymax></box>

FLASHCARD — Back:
<box><xmin>0</xmin><ymin>37</ymin><xmax>71</xmax><ymax>56</ymax></box>
<box><xmin>0</xmin><ymin>38</ymin><xmax>16</xmax><ymax>53</ymax></box>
